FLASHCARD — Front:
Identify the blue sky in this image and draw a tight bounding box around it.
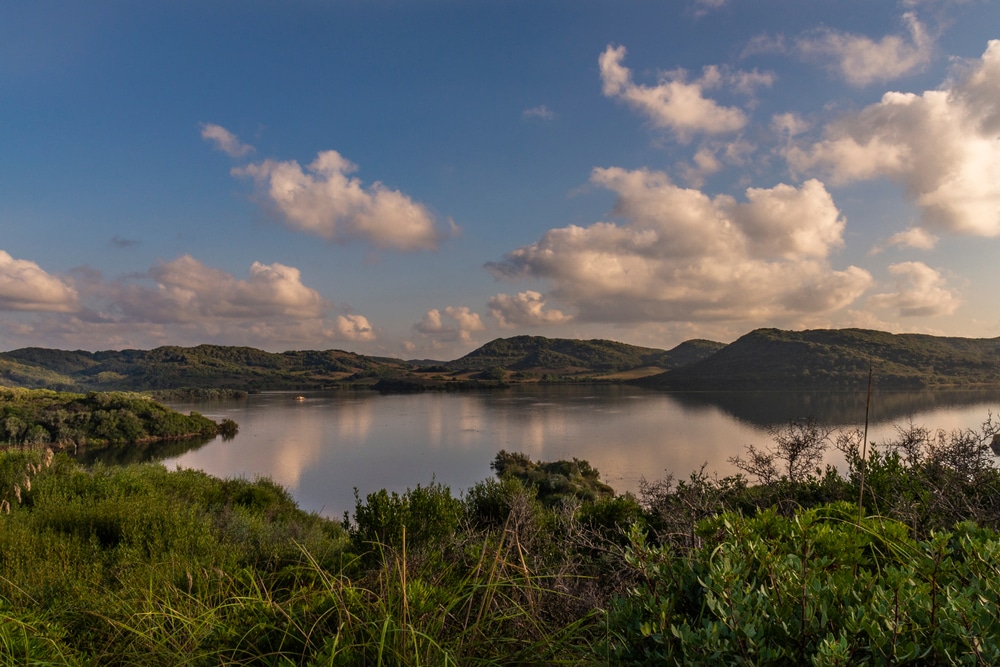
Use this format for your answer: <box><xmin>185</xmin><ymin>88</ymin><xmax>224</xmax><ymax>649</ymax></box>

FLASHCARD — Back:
<box><xmin>2</xmin><ymin>0</ymin><xmax>1000</xmax><ymax>358</ymax></box>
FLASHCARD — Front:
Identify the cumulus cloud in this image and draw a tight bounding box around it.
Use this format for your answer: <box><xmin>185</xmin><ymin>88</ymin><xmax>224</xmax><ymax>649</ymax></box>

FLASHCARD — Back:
<box><xmin>114</xmin><ymin>255</ymin><xmax>327</xmax><ymax>323</ymax></box>
<box><xmin>0</xmin><ymin>251</ymin><xmax>78</xmax><ymax>312</ymax></box>
<box><xmin>599</xmin><ymin>44</ymin><xmax>767</xmax><ymax>140</ymax></box>
<box><xmin>868</xmin><ymin>261</ymin><xmax>961</xmax><ymax>317</ymax></box>
<box><xmin>235</xmin><ymin>150</ymin><xmax>447</xmax><ymax>251</ymax></box>
<box><xmin>200</xmin><ymin>123</ymin><xmax>254</xmax><ymax>158</ymax></box>
<box><xmin>0</xmin><ymin>255</ymin><xmax>378</xmax><ymax>350</ymax></box>
<box><xmin>772</xmin><ymin>113</ymin><xmax>810</xmax><ymax>139</ymax></box>
<box><xmin>788</xmin><ymin>40</ymin><xmax>1000</xmax><ymax>238</ymax></box>
<box><xmin>679</xmin><ymin>138</ymin><xmax>756</xmax><ymax>187</ymax></box>
<box><xmin>873</xmin><ymin>227</ymin><xmax>940</xmax><ymax>253</ymax></box>
<box><xmin>488</xmin><ymin>291</ymin><xmax>572</xmax><ymax>328</ymax></box>
<box><xmin>523</xmin><ymin>105</ymin><xmax>557</xmax><ymax>120</ymax></box>
<box><xmin>414</xmin><ymin>306</ymin><xmax>486</xmax><ymax>343</ymax></box>
<box><xmin>333</xmin><ymin>314</ymin><xmax>376</xmax><ymax>342</ymax></box>
<box><xmin>796</xmin><ymin>12</ymin><xmax>934</xmax><ymax>86</ymax></box>
<box><xmin>489</xmin><ymin>168</ymin><xmax>871</xmax><ymax>325</ymax></box>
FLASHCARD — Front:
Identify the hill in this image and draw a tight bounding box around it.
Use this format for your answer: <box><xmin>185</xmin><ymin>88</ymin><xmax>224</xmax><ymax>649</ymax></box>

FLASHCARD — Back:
<box><xmin>7</xmin><ymin>328</ymin><xmax>997</xmax><ymax>393</ymax></box>
<box><xmin>645</xmin><ymin>328</ymin><xmax>1000</xmax><ymax>390</ymax></box>
<box><xmin>0</xmin><ymin>386</ymin><xmax>233</xmax><ymax>449</ymax></box>
<box><xmin>443</xmin><ymin>336</ymin><xmax>724</xmax><ymax>377</ymax></box>
<box><xmin>0</xmin><ymin>345</ymin><xmax>410</xmax><ymax>392</ymax></box>
<box><xmin>0</xmin><ymin>337</ymin><xmax>724</xmax><ymax>392</ymax></box>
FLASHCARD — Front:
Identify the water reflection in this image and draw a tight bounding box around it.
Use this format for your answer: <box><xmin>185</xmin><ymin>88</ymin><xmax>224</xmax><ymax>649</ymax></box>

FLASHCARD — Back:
<box><xmin>669</xmin><ymin>389</ymin><xmax>1000</xmax><ymax>427</ymax></box>
<box><xmin>77</xmin><ymin>386</ymin><xmax>1000</xmax><ymax>519</ymax></box>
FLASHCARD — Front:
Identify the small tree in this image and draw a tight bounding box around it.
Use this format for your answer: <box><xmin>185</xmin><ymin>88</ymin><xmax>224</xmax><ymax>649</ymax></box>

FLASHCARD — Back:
<box><xmin>730</xmin><ymin>419</ymin><xmax>831</xmax><ymax>484</ymax></box>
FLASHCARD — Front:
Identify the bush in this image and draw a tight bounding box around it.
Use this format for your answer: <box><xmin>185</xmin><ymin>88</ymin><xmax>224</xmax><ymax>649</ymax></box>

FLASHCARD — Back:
<box><xmin>607</xmin><ymin>504</ymin><xmax>1000</xmax><ymax>665</ymax></box>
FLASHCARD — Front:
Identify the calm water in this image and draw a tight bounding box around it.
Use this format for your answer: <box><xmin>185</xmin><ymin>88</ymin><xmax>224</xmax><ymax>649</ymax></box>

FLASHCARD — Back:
<box><xmin>108</xmin><ymin>385</ymin><xmax>1000</xmax><ymax>518</ymax></box>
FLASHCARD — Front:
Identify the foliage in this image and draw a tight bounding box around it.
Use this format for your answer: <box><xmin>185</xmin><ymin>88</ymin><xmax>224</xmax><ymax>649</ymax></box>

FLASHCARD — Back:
<box><xmin>491</xmin><ymin>449</ymin><xmax>615</xmax><ymax>505</ymax></box>
<box><xmin>0</xmin><ymin>386</ymin><xmax>226</xmax><ymax>449</ymax></box>
<box><xmin>607</xmin><ymin>506</ymin><xmax>1000</xmax><ymax>665</ymax></box>
<box><xmin>5</xmin><ymin>408</ymin><xmax>1000</xmax><ymax>664</ymax></box>
<box><xmin>0</xmin><ymin>345</ymin><xmax>410</xmax><ymax>392</ymax></box>
<box><xmin>446</xmin><ymin>335</ymin><xmax>723</xmax><ymax>374</ymax></box>
<box><xmin>654</xmin><ymin>327</ymin><xmax>1000</xmax><ymax>390</ymax></box>
<box><xmin>729</xmin><ymin>419</ymin><xmax>832</xmax><ymax>485</ymax></box>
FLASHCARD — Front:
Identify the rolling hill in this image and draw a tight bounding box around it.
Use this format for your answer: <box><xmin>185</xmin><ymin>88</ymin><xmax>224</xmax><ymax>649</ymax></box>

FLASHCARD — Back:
<box><xmin>3</xmin><ymin>328</ymin><xmax>999</xmax><ymax>393</ymax></box>
<box><xmin>442</xmin><ymin>336</ymin><xmax>724</xmax><ymax>375</ymax></box>
<box><xmin>644</xmin><ymin>328</ymin><xmax>1000</xmax><ymax>390</ymax></box>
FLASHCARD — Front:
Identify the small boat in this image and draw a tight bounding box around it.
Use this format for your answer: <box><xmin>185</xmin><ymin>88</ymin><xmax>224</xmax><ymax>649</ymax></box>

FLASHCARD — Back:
<box><xmin>294</xmin><ymin>395</ymin><xmax>306</xmax><ymax>402</ymax></box>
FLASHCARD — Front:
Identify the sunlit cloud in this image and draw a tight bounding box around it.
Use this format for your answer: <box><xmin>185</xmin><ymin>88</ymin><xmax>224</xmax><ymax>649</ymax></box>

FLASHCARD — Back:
<box><xmin>489</xmin><ymin>168</ymin><xmax>871</xmax><ymax>325</ymax></box>
<box><xmin>0</xmin><ymin>255</ymin><xmax>375</xmax><ymax>351</ymax></box>
<box><xmin>796</xmin><ymin>12</ymin><xmax>934</xmax><ymax>86</ymax></box>
<box><xmin>0</xmin><ymin>251</ymin><xmax>78</xmax><ymax>312</ymax></box>
<box><xmin>787</xmin><ymin>40</ymin><xmax>1000</xmax><ymax>238</ymax></box>
<box><xmin>200</xmin><ymin>122</ymin><xmax>255</xmax><ymax>158</ymax></box>
<box><xmin>872</xmin><ymin>227</ymin><xmax>940</xmax><ymax>253</ymax></box>
<box><xmin>414</xmin><ymin>306</ymin><xmax>486</xmax><ymax>344</ymax></box>
<box><xmin>114</xmin><ymin>255</ymin><xmax>327</xmax><ymax>322</ymax></box>
<box><xmin>488</xmin><ymin>291</ymin><xmax>571</xmax><ymax>328</ymax></box>
<box><xmin>333</xmin><ymin>314</ymin><xmax>376</xmax><ymax>342</ymax></box>
<box><xmin>234</xmin><ymin>150</ymin><xmax>449</xmax><ymax>251</ymax></box>
<box><xmin>599</xmin><ymin>44</ymin><xmax>767</xmax><ymax>141</ymax></box>
<box><xmin>868</xmin><ymin>261</ymin><xmax>961</xmax><ymax>317</ymax></box>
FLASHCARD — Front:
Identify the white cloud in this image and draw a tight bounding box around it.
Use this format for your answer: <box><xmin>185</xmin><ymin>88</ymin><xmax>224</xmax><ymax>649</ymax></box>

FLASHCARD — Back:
<box><xmin>0</xmin><ymin>255</ymin><xmax>378</xmax><ymax>351</ymax></box>
<box><xmin>333</xmin><ymin>314</ymin><xmax>376</xmax><ymax>342</ymax></box>
<box><xmin>796</xmin><ymin>12</ymin><xmax>934</xmax><ymax>86</ymax></box>
<box><xmin>489</xmin><ymin>168</ymin><xmax>871</xmax><ymax>325</ymax></box>
<box><xmin>679</xmin><ymin>138</ymin><xmax>756</xmax><ymax>187</ymax></box>
<box><xmin>523</xmin><ymin>105</ymin><xmax>557</xmax><ymax>120</ymax></box>
<box><xmin>868</xmin><ymin>261</ymin><xmax>961</xmax><ymax>317</ymax></box>
<box><xmin>772</xmin><ymin>112</ymin><xmax>810</xmax><ymax>139</ymax></box>
<box><xmin>117</xmin><ymin>255</ymin><xmax>327</xmax><ymax>323</ymax></box>
<box><xmin>787</xmin><ymin>40</ymin><xmax>1000</xmax><ymax>237</ymax></box>
<box><xmin>599</xmin><ymin>44</ymin><xmax>753</xmax><ymax>140</ymax></box>
<box><xmin>877</xmin><ymin>227</ymin><xmax>940</xmax><ymax>252</ymax></box>
<box><xmin>0</xmin><ymin>251</ymin><xmax>78</xmax><ymax>312</ymax></box>
<box><xmin>488</xmin><ymin>291</ymin><xmax>572</xmax><ymax>328</ymax></box>
<box><xmin>200</xmin><ymin>123</ymin><xmax>254</xmax><ymax>158</ymax></box>
<box><xmin>414</xmin><ymin>306</ymin><xmax>486</xmax><ymax>343</ymax></box>
<box><xmin>741</xmin><ymin>33</ymin><xmax>788</xmax><ymax>58</ymax></box>
<box><xmin>234</xmin><ymin>150</ymin><xmax>447</xmax><ymax>251</ymax></box>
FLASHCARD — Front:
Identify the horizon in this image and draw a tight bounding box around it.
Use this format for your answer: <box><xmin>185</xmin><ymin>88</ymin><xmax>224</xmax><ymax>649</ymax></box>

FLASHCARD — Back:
<box><xmin>4</xmin><ymin>325</ymin><xmax>1000</xmax><ymax>363</ymax></box>
<box><xmin>3</xmin><ymin>1</ymin><xmax>1000</xmax><ymax>357</ymax></box>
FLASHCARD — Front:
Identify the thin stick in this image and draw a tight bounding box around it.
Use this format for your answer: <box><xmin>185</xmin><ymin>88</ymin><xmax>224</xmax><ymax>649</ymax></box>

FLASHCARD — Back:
<box><xmin>858</xmin><ymin>365</ymin><xmax>873</xmax><ymax>523</ymax></box>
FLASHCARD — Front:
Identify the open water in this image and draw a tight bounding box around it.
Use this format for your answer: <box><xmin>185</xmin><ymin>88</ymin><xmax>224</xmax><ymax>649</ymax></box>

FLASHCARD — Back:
<box><xmin>87</xmin><ymin>385</ymin><xmax>1000</xmax><ymax>518</ymax></box>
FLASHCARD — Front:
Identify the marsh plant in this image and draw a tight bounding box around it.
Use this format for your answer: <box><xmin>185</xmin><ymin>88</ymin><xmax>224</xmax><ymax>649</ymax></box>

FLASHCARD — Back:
<box><xmin>3</xmin><ymin>414</ymin><xmax>1000</xmax><ymax>664</ymax></box>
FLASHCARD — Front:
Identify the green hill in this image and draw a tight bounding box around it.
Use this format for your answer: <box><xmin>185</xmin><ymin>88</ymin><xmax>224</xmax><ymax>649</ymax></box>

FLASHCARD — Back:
<box><xmin>647</xmin><ymin>328</ymin><xmax>1000</xmax><ymax>390</ymax></box>
<box><xmin>445</xmin><ymin>336</ymin><xmax>724</xmax><ymax>375</ymax></box>
<box><xmin>0</xmin><ymin>345</ymin><xmax>410</xmax><ymax>392</ymax></box>
<box><xmin>7</xmin><ymin>328</ymin><xmax>996</xmax><ymax>393</ymax></box>
<box><xmin>0</xmin><ymin>386</ymin><xmax>230</xmax><ymax>448</ymax></box>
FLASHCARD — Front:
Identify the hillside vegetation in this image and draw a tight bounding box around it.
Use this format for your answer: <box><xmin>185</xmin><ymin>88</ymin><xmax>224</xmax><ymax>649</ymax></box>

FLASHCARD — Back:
<box><xmin>5</xmin><ymin>413</ymin><xmax>1000</xmax><ymax>663</ymax></box>
<box><xmin>647</xmin><ymin>327</ymin><xmax>1000</xmax><ymax>390</ymax></box>
<box><xmin>444</xmin><ymin>335</ymin><xmax>722</xmax><ymax>374</ymax></box>
<box><xmin>0</xmin><ymin>345</ymin><xmax>408</xmax><ymax>392</ymax></box>
<box><xmin>0</xmin><ymin>337</ymin><xmax>723</xmax><ymax>392</ymax></box>
<box><xmin>4</xmin><ymin>327</ymin><xmax>1000</xmax><ymax>393</ymax></box>
<box><xmin>0</xmin><ymin>387</ymin><xmax>235</xmax><ymax>449</ymax></box>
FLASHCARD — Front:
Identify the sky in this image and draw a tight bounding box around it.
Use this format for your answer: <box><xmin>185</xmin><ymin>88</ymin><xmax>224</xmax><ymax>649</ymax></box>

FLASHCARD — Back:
<box><xmin>2</xmin><ymin>0</ymin><xmax>1000</xmax><ymax>360</ymax></box>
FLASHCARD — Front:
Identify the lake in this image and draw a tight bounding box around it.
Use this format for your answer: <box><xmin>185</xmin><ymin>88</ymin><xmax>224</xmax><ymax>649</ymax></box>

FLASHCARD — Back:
<box><xmin>101</xmin><ymin>385</ymin><xmax>1000</xmax><ymax>519</ymax></box>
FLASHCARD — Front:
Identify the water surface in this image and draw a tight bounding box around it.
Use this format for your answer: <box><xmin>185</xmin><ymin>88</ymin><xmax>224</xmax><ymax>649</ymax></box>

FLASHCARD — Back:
<box><xmin>133</xmin><ymin>385</ymin><xmax>1000</xmax><ymax>518</ymax></box>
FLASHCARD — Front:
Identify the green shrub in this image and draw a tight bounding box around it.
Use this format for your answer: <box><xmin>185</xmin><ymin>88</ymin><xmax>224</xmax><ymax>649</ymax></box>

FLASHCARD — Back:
<box><xmin>607</xmin><ymin>503</ymin><xmax>1000</xmax><ymax>665</ymax></box>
